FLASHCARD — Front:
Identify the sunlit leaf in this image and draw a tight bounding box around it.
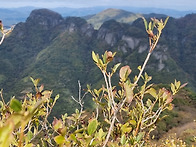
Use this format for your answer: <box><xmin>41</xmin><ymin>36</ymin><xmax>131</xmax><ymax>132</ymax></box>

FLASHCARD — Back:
<box><xmin>147</xmin><ymin>88</ymin><xmax>157</xmax><ymax>98</ymax></box>
<box><xmin>164</xmin><ymin>16</ymin><xmax>169</xmax><ymax>27</ymax></box>
<box><xmin>136</xmin><ymin>132</ymin><xmax>145</xmax><ymax>142</ymax></box>
<box><xmin>171</xmin><ymin>83</ymin><xmax>175</xmax><ymax>94</ymax></box>
<box><xmin>0</xmin><ymin>101</ymin><xmax>4</xmax><ymax>111</ymax></box>
<box><xmin>112</xmin><ymin>63</ymin><xmax>121</xmax><ymax>74</ymax></box>
<box><xmin>175</xmin><ymin>80</ymin><xmax>181</xmax><ymax>89</ymax></box>
<box><xmin>121</xmin><ymin>134</ymin><xmax>126</xmax><ymax>145</ymax></box>
<box><xmin>0</xmin><ymin>124</ymin><xmax>14</xmax><ymax>147</ymax></box>
<box><xmin>167</xmin><ymin>103</ymin><xmax>174</xmax><ymax>110</ymax></box>
<box><xmin>52</xmin><ymin>117</ymin><xmax>63</xmax><ymax>131</ymax></box>
<box><xmin>121</xmin><ymin>122</ymin><xmax>132</xmax><ymax>134</ymax></box>
<box><xmin>119</xmin><ymin>65</ymin><xmax>132</xmax><ymax>82</ymax></box>
<box><xmin>54</xmin><ymin>135</ymin><xmax>65</xmax><ymax>145</ymax></box>
<box><xmin>92</xmin><ymin>51</ymin><xmax>98</xmax><ymax>63</ymax></box>
<box><xmin>10</xmin><ymin>98</ymin><xmax>22</xmax><ymax>112</ymax></box>
<box><xmin>70</xmin><ymin>134</ymin><xmax>77</xmax><ymax>142</ymax></box>
<box><xmin>88</xmin><ymin>119</ymin><xmax>98</xmax><ymax>135</ymax></box>
<box><xmin>137</xmin><ymin>65</ymin><xmax>142</xmax><ymax>71</ymax></box>
<box><xmin>30</xmin><ymin>77</ymin><xmax>40</xmax><ymax>88</ymax></box>
<box><xmin>142</xmin><ymin>17</ymin><xmax>148</xmax><ymax>31</ymax></box>
<box><xmin>124</xmin><ymin>83</ymin><xmax>133</xmax><ymax>103</ymax></box>
<box><xmin>97</xmin><ymin>128</ymin><xmax>106</xmax><ymax>141</ymax></box>
<box><xmin>27</xmin><ymin>131</ymin><xmax>33</xmax><ymax>142</ymax></box>
<box><xmin>129</xmin><ymin>120</ymin><xmax>136</xmax><ymax>126</ymax></box>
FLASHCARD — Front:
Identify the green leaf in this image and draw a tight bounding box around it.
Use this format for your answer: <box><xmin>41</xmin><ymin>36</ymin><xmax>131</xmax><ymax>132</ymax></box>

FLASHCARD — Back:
<box><xmin>129</xmin><ymin>120</ymin><xmax>136</xmax><ymax>126</ymax></box>
<box><xmin>142</xmin><ymin>17</ymin><xmax>148</xmax><ymax>31</ymax></box>
<box><xmin>148</xmin><ymin>21</ymin><xmax>152</xmax><ymax>31</ymax></box>
<box><xmin>147</xmin><ymin>88</ymin><xmax>157</xmax><ymax>98</ymax></box>
<box><xmin>102</xmin><ymin>51</ymin><xmax>107</xmax><ymax>64</ymax></box>
<box><xmin>98</xmin><ymin>59</ymin><xmax>104</xmax><ymax>67</ymax></box>
<box><xmin>151</xmin><ymin>19</ymin><xmax>156</xmax><ymax>31</ymax></box>
<box><xmin>10</xmin><ymin>98</ymin><xmax>22</xmax><ymax>112</ymax></box>
<box><xmin>146</xmin><ymin>99</ymin><xmax>152</xmax><ymax>107</ymax></box>
<box><xmin>54</xmin><ymin>135</ymin><xmax>65</xmax><ymax>145</ymax></box>
<box><xmin>27</xmin><ymin>131</ymin><xmax>33</xmax><ymax>142</ymax></box>
<box><xmin>121</xmin><ymin>134</ymin><xmax>126</xmax><ymax>145</ymax></box>
<box><xmin>167</xmin><ymin>103</ymin><xmax>174</xmax><ymax>110</ymax></box>
<box><xmin>121</xmin><ymin>122</ymin><xmax>132</xmax><ymax>134</ymax></box>
<box><xmin>0</xmin><ymin>124</ymin><xmax>14</xmax><ymax>147</ymax></box>
<box><xmin>87</xmin><ymin>84</ymin><xmax>91</xmax><ymax>90</ymax></box>
<box><xmin>92</xmin><ymin>51</ymin><xmax>98</xmax><ymax>63</ymax></box>
<box><xmin>137</xmin><ymin>65</ymin><xmax>142</xmax><ymax>71</ymax></box>
<box><xmin>75</xmin><ymin>109</ymin><xmax>79</xmax><ymax>114</ymax></box>
<box><xmin>136</xmin><ymin>132</ymin><xmax>145</xmax><ymax>142</ymax></box>
<box><xmin>30</xmin><ymin>77</ymin><xmax>40</xmax><ymax>88</ymax></box>
<box><xmin>0</xmin><ymin>101</ymin><xmax>4</xmax><ymax>111</ymax></box>
<box><xmin>70</xmin><ymin>134</ymin><xmax>77</xmax><ymax>142</ymax></box>
<box><xmin>87</xmin><ymin>119</ymin><xmax>98</xmax><ymax>135</ymax></box>
<box><xmin>175</xmin><ymin>80</ymin><xmax>181</xmax><ymax>89</ymax></box>
<box><xmin>97</xmin><ymin>128</ymin><xmax>106</xmax><ymax>141</ymax></box>
<box><xmin>164</xmin><ymin>16</ymin><xmax>169</xmax><ymax>27</ymax></box>
<box><xmin>94</xmin><ymin>89</ymin><xmax>99</xmax><ymax>97</ymax></box>
<box><xmin>124</xmin><ymin>83</ymin><xmax>133</xmax><ymax>103</ymax></box>
<box><xmin>53</xmin><ymin>118</ymin><xmax>63</xmax><ymax>131</ymax></box>
<box><xmin>53</xmin><ymin>94</ymin><xmax>59</xmax><ymax>106</ymax></box>
<box><xmin>119</xmin><ymin>65</ymin><xmax>132</xmax><ymax>82</ymax></box>
<box><xmin>171</xmin><ymin>83</ymin><xmax>175</xmax><ymax>94</ymax></box>
<box><xmin>112</xmin><ymin>63</ymin><xmax>121</xmax><ymax>74</ymax></box>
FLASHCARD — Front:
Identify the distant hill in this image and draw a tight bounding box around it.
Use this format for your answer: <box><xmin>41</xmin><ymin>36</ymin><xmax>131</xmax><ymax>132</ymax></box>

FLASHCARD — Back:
<box><xmin>86</xmin><ymin>8</ymin><xmax>142</xmax><ymax>29</ymax></box>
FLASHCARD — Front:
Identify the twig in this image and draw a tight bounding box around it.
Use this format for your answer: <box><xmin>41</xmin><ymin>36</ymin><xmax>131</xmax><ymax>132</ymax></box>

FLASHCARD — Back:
<box><xmin>0</xmin><ymin>89</ymin><xmax>6</xmax><ymax>105</ymax></box>
<box><xmin>103</xmin><ymin>115</ymin><xmax>116</xmax><ymax>147</ymax></box>
<box><xmin>0</xmin><ymin>33</ymin><xmax>5</xmax><ymax>45</ymax></box>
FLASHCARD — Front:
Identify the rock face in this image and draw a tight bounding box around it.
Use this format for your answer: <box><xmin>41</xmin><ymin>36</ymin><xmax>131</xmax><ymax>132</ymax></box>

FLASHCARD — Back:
<box><xmin>26</xmin><ymin>9</ymin><xmax>64</xmax><ymax>29</ymax></box>
<box><xmin>62</xmin><ymin>17</ymin><xmax>94</xmax><ymax>37</ymax></box>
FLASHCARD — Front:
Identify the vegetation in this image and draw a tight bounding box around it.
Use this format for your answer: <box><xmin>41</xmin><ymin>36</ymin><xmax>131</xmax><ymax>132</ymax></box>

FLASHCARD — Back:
<box><xmin>86</xmin><ymin>8</ymin><xmax>142</xmax><ymax>29</ymax></box>
<box><xmin>1</xmin><ymin>15</ymin><xmax>195</xmax><ymax>146</ymax></box>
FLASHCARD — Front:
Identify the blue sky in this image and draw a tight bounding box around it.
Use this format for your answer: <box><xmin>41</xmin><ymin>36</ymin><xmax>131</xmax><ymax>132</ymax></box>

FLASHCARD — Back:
<box><xmin>1</xmin><ymin>0</ymin><xmax>196</xmax><ymax>11</ymax></box>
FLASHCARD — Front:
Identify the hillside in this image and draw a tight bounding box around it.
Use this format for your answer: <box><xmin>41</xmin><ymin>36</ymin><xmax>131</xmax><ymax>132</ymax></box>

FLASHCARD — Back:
<box><xmin>86</xmin><ymin>8</ymin><xmax>142</xmax><ymax>29</ymax></box>
<box><xmin>0</xmin><ymin>9</ymin><xmax>196</xmax><ymax>116</ymax></box>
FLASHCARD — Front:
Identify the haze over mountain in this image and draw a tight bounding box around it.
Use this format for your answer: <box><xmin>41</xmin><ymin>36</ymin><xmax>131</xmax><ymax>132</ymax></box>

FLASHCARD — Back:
<box><xmin>1</xmin><ymin>6</ymin><xmax>196</xmax><ymax>26</ymax></box>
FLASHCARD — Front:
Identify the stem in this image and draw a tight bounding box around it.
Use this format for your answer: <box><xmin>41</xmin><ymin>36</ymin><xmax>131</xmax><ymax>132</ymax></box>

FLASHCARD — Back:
<box><xmin>134</xmin><ymin>52</ymin><xmax>151</xmax><ymax>85</ymax></box>
<box><xmin>103</xmin><ymin>115</ymin><xmax>116</xmax><ymax>147</ymax></box>
<box><xmin>0</xmin><ymin>33</ymin><xmax>5</xmax><ymax>45</ymax></box>
<box><xmin>108</xmin><ymin>73</ymin><xmax>116</xmax><ymax>107</ymax></box>
<box><xmin>0</xmin><ymin>89</ymin><xmax>6</xmax><ymax>105</ymax></box>
<box><xmin>103</xmin><ymin>71</ymin><xmax>114</xmax><ymax>110</ymax></box>
<box><xmin>18</xmin><ymin>123</ymin><xmax>25</xmax><ymax>147</ymax></box>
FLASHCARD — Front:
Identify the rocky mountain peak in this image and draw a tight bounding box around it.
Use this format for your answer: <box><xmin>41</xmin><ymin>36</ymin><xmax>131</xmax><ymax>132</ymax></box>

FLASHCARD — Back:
<box><xmin>26</xmin><ymin>9</ymin><xmax>63</xmax><ymax>29</ymax></box>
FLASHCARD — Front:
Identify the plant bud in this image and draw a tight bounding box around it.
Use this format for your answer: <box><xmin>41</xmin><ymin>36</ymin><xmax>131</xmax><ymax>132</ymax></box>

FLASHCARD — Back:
<box><xmin>107</xmin><ymin>51</ymin><xmax>113</xmax><ymax>61</ymax></box>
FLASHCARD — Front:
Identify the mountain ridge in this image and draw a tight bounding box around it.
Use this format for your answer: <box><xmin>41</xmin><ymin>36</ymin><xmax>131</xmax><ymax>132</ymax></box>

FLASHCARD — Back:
<box><xmin>0</xmin><ymin>9</ymin><xmax>196</xmax><ymax>115</ymax></box>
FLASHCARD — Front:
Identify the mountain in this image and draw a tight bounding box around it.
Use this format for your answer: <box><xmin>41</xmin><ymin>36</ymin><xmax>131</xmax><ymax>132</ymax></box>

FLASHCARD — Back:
<box><xmin>85</xmin><ymin>8</ymin><xmax>142</xmax><ymax>29</ymax></box>
<box><xmin>0</xmin><ymin>9</ymin><xmax>196</xmax><ymax>117</ymax></box>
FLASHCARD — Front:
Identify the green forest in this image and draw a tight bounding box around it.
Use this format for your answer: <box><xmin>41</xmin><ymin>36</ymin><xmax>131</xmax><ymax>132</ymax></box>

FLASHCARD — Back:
<box><xmin>0</xmin><ymin>8</ymin><xmax>196</xmax><ymax>146</ymax></box>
